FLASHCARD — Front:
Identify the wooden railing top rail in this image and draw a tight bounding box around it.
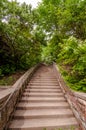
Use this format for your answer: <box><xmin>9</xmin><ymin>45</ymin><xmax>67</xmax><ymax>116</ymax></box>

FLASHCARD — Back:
<box><xmin>53</xmin><ymin>63</ymin><xmax>86</xmax><ymax>130</ymax></box>
<box><xmin>74</xmin><ymin>92</ymin><xmax>86</xmax><ymax>101</ymax></box>
<box><xmin>0</xmin><ymin>63</ymin><xmax>41</xmax><ymax>130</ymax></box>
<box><xmin>0</xmin><ymin>88</ymin><xmax>13</xmax><ymax>110</ymax></box>
<box><xmin>53</xmin><ymin>63</ymin><xmax>86</xmax><ymax>100</ymax></box>
<box><xmin>0</xmin><ymin>66</ymin><xmax>33</xmax><ymax>111</ymax></box>
<box><xmin>0</xmin><ymin>88</ymin><xmax>12</xmax><ymax>100</ymax></box>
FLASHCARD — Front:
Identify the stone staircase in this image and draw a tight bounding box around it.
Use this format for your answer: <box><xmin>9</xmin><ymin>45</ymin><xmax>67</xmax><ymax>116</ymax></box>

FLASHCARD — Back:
<box><xmin>8</xmin><ymin>66</ymin><xmax>79</xmax><ymax>130</ymax></box>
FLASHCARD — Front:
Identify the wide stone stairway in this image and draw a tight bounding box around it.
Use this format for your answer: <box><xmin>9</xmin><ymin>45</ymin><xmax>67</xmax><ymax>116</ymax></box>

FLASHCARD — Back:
<box><xmin>8</xmin><ymin>65</ymin><xmax>79</xmax><ymax>130</ymax></box>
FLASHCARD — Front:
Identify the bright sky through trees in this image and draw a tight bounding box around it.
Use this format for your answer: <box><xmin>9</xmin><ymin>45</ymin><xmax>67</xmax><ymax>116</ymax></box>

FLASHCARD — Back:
<box><xmin>9</xmin><ymin>0</ymin><xmax>42</xmax><ymax>8</ymax></box>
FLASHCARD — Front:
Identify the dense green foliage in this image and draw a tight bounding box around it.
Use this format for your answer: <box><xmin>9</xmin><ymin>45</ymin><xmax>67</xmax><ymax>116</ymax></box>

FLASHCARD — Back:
<box><xmin>0</xmin><ymin>0</ymin><xmax>86</xmax><ymax>91</ymax></box>
<box><xmin>37</xmin><ymin>0</ymin><xmax>86</xmax><ymax>92</ymax></box>
<box><xmin>58</xmin><ymin>37</ymin><xmax>86</xmax><ymax>91</ymax></box>
<box><xmin>0</xmin><ymin>0</ymin><xmax>43</xmax><ymax>76</ymax></box>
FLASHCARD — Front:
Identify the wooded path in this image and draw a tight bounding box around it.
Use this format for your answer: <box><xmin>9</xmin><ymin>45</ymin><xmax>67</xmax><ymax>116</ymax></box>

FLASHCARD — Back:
<box><xmin>8</xmin><ymin>65</ymin><xmax>79</xmax><ymax>130</ymax></box>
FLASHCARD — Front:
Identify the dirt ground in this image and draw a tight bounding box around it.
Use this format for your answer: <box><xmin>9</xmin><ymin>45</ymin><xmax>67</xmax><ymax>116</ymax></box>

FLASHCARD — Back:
<box><xmin>0</xmin><ymin>71</ymin><xmax>25</xmax><ymax>86</ymax></box>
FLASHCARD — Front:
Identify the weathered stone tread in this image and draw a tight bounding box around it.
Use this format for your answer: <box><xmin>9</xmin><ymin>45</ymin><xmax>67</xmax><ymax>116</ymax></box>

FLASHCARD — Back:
<box><xmin>9</xmin><ymin>117</ymin><xmax>79</xmax><ymax>130</ymax></box>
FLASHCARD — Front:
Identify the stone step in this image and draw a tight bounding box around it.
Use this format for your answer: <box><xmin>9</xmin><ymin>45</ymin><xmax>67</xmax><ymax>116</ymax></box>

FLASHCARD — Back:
<box><xmin>30</xmin><ymin>81</ymin><xmax>58</xmax><ymax>83</ymax></box>
<box><xmin>20</xmin><ymin>97</ymin><xmax>66</xmax><ymax>103</ymax></box>
<box><xmin>13</xmin><ymin>108</ymin><xmax>74</xmax><ymax>119</ymax></box>
<box><xmin>28</xmin><ymin>87</ymin><xmax>61</xmax><ymax>89</ymax></box>
<box><xmin>32</xmin><ymin>76</ymin><xmax>56</xmax><ymax>78</ymax></box>
<box><xmin>9</xmin><ymin>117</ymin><xmax>79</xmax><ymax>130</ymax></box>
<box><xmin>23</xmin><ymin>92</ymin><xmax>64</xmax><ymax>97</ymax></box>
<box><xmin>30</xmin><ymin>78</ymin><xmax>57</xmax><ymax>80</ymax></box>
<box><xmin>30</xmin><ymin>83</ymin><xmax>59</xmax><ymax>86</ymax></box>
<box><xmin>28</xmin><ymin>86</ymin><xmax>60</xmax><ymax>89</ymax></box>
<box><xmin>25</xmin><ymin>89</ymin><xmax>62</xmax><ymax>93</ymax></box>
<box><xmin>30</xmin><ymin>82</ymin><xmax>58</xmax><ymax>84</ymax></box>
<box><xmin>30</xmin><ymin>80</ymin><xmax>58</xmax><ymax>82</ymax></box>
<box><xmin>31</xmin><ymin>78</ymin><xmax>57</xmax><ymax>80</ymax></box>
<box><xmin>16</xmin><ymin>102</ymin><xmax>69</xmax><ymax>110</ymax></box>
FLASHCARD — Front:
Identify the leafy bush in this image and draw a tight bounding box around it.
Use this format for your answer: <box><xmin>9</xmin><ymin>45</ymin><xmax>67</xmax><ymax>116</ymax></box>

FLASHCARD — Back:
<box><xmin>0</xmin><ymin>76</ymin><xmax>13</xmax><ymax>85</ymax></box>
<box><xmin>57</xmin><ymin>36</ymin><xmax>86</xmax><ymax>92</ymax></box>
<box><xmin>0</xmin><ymin>0</ymin><xmax>42</xmax><ymax>77</ymax></box>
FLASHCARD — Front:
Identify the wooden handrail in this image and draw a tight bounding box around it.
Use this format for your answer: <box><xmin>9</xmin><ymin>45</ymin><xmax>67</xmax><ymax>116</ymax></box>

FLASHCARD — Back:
<box><xmin>53</xmin><ymin>63</ymin><xmax>86</xmax><ymax>130</ymax></box>
<box><xmin>74</xmin><ymin>92</ymin><xmax>86</xmax><ymax>101</ymax></box>
<box><xmin>0</xmin><ymin>64</ymin><xmax>41</xmax><ymax>130</ymax></box>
